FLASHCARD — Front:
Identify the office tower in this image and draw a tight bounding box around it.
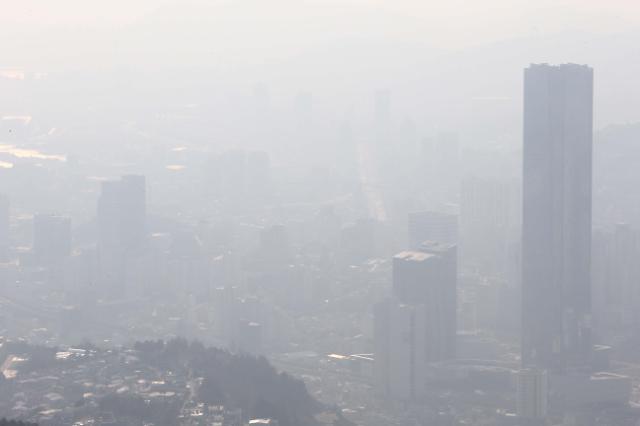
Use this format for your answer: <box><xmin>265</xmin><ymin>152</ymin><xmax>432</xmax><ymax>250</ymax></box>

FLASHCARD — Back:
<box><xmin>33</xmin><ymin>213</ymin><xmax>71</xmax><ymax>266</ymax></box>
<box><xmin>393</xmin><ymin>242</ymin><xmax>457</xmax><ymax>361</ymax></box>
<box><xmin>0</xmin><ymin>195</ymin><xmax>8</xmax><ymax>261</ymax></box>
<box><xmin>374</xmin><ymin>299</ymin><xmax>426</xmax><ymax>400</ymax></box>
<box><xmin>517</xmin><ymin>368</ymin><xmax>548</xmax><ymax>421</ymax></box>
<box><xmin>97</xmin><ymin>175</ymin><xmax>146</xmax><ymax>298</ymax></box>
<box><xmin>408</xmin><ymin>210</ymin><xmax>458</xmax><ymax>250</ymax></box>
<box><xmin>522</xmin><ymin>64</ymin><xmax>593</xmax><ymax>372</ymax></box>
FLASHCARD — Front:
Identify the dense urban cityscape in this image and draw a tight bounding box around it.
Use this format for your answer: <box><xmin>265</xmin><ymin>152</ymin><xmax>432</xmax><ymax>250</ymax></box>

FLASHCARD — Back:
<box><xmin>2</xmin><ymin>1</ymin><xmax>640</xmax><ymax>425</ymax></box>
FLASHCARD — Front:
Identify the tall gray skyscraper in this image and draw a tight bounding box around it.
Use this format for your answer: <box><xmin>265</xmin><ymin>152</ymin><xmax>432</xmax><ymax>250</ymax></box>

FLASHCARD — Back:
<box><xmin>522</xmin><ymin>64</ymin><xmax>593</xmax><ymax>372</ymax></box>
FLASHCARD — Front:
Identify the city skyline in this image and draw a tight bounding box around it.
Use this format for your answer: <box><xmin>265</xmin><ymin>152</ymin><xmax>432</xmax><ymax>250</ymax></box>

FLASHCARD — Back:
<box><xmin>1</xmin><ymin>2</ymin><xmax>639</xmax><ymax>423</ymax></box>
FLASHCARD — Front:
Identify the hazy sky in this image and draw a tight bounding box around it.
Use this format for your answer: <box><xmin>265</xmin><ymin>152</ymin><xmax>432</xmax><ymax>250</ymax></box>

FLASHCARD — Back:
<box><xmin>3</xmin><ymin>0</ymin><xmax>640</xmax><ymax>128</ymax></box>
<box><xmin>3</xmin><ymin>0</ymin><xmax>640</xmax><ymax>49</ymax></box>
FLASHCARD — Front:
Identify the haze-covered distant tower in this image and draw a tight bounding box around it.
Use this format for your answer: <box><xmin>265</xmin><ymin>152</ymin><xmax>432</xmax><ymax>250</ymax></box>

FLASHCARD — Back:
<box><xmin>522</xmin><ymin>64</ymin><xmax>593</xmax><ymax>372</ymax></box>
<box><xmin>98</xmin><ymin>175</ymin><xmax>146</xmax><ymax>251</ymax></box>
<box><xmin>97</xmin><ymin>175</ymin><xmax>146</xmax><ymax>298</ymax></box>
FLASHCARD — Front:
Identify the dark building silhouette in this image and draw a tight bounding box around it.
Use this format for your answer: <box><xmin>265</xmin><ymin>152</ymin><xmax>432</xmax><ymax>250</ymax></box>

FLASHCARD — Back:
<box><xmin>522</xmin><ymin>63</ymin><xmax>593</xmax><ymax>372</ymax></box>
